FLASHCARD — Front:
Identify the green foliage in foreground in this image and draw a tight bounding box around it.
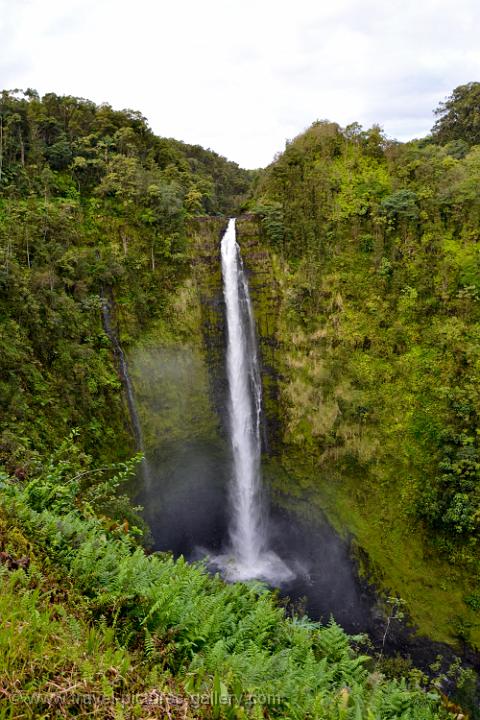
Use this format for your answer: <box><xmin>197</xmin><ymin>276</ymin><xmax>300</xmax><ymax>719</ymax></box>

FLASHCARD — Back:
<box><xmin>0</xmin><ymin>567</ymin><xmax>148</xmax><ymax>719</ymax></box>
<box><xmin>0</xmin><ymin>455</ymin><xmax>452</xmax><ymax>719</ymax></box>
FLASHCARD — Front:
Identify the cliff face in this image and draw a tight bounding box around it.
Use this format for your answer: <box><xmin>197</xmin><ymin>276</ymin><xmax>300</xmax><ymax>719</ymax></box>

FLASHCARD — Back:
<box><xmin>235</xmin><ymin>216</ymin><xmax>283</xmax><ymax>452</ymax></box>
<box><xmin>123</xmin><ymin>218</ymin><xmax>229</xmax><ymax>557</ymax></box>
<box><xmin>123</xmin><ymin>213</ymin><xmax>478</xmax><ymax>649</ymax></box>
<box><xmin>126</xmin><ymin>218</ymin><xmax>227</xmax><ymax>456</ymax></box>
<box><xmin>235</xmin><ymin>216</ymin><xmax>480</xmax><ymax>650</ymax></box>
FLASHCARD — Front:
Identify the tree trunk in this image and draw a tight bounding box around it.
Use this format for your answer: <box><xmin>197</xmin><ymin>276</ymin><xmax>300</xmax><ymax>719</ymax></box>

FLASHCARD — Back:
<box><xmin>19</xmin><ymin>130</ymin><xmax>25</xmax><ymax>166</ymax></box>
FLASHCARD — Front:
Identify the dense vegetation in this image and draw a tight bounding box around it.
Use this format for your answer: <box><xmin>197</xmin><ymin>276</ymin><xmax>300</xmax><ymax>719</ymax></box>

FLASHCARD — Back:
<box><xmin>0</xmin><ymin>85</ymin><xmax>478</xmax><ymax>717</ymax></box>
<box><xmin>432</xmin><ymin>82</ymin><xmax>480</xmax><ymax>147</ymax></box>
<box><xmin>251</xmin><ymin>84</ymin><xmax>480</xmax><ymax>648</ymax></box>
<box><xmin>0</xmin><ymin>449</ymin><xmax>456</xmax><ymax>718</ymax></box>
<box><xmin>0</xmin><ymin>89</ymin><xmax>250</xmax><ymax>472</ymax></box>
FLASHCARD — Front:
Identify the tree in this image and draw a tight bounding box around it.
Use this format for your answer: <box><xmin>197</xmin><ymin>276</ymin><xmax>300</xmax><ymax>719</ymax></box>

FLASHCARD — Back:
<box><xmin>432</xmin><ymin>82</ymin><xmax>480</xmax><ymax>146</ymax></box>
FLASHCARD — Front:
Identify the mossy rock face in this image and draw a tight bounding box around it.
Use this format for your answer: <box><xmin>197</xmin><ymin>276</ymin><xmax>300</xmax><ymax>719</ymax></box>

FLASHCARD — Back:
<box><xmin>236</xmin><ymin>216</ymin><xmax>284</xmax><ymax>451</ymax></box>
<box><xmin>189</xmin><ymin>217</ymin><xmax>229</xmax><ymax>430</ymax></box>
<box><xmin>129</xmin><ymin>337</ymin><xmax>219</xmax><ymax>452</ymax></box>
<box><xmin>127</xmin><ymin>218</ymin><xmax>228</xmax><ymax>454</ymax></box>
<box><xmin>232</xmin><ymin>216</ymin><xmax>480</xmax><ymax>651</ymax></box>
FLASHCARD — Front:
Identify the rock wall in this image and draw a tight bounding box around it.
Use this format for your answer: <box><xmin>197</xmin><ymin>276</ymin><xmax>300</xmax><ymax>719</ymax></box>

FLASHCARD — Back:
<box><xmin>126</xmin><ymin>218</ymin><xmax>227</xmax><ymax>456</ymax></box>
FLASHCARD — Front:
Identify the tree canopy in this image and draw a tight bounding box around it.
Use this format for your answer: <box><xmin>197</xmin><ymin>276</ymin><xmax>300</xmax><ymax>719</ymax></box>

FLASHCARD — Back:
<box><xmin>432</xmin><ymin>81</ymin><xmax>480</xmax><ymax>147</ymax></box>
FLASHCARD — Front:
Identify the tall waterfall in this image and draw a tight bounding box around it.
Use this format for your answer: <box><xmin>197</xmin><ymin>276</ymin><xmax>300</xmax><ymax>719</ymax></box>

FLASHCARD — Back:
<box><xmin>219</xmin><ymin>219</ymin><xmax>292</xmax><ymax>583</ymax></box>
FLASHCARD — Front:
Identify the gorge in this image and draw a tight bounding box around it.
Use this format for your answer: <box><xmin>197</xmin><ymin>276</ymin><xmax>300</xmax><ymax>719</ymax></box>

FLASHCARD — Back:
<box><xmin>1</xmin><ymin>88</ymin><xmax>480</xmax><ymax>718</ymax></box>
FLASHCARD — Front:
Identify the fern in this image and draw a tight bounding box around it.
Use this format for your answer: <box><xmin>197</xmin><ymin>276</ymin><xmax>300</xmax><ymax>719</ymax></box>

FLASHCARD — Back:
<box><xmin>0</xmin><ymin>470</ymin><xmax>451</xmax><ymax>719</ymax></box>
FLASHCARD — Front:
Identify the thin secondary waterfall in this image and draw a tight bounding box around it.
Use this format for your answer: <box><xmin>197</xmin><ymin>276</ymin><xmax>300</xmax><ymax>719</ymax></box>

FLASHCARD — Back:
<box><xmin>218</xmin><ymin>219</ymin><xmax>292</xmax><ymax>583</ymax></box>
<box><xmin>100</xmin><ymin>292</ymin><xmax>152</xmax><ymax>486</ymax></box>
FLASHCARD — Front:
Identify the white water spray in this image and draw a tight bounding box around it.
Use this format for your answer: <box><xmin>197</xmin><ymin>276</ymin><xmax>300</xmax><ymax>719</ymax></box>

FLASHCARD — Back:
<box><xmin>217</xmin><ymin>219</ymin><xmax>292</xmax><ymax>583</ymax></box>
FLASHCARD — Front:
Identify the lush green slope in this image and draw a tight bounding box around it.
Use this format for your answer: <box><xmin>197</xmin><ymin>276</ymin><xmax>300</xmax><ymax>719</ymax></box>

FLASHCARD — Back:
<box><xmin>0</xmin><ymin>455</ymin><xmax>455</xmax><ymax>719</ymax></box>
<box><xmin>0</xmin><ymin>508</ymin><xmax>176</xmax><ymax>719</ymax></box>
<box><xmin>249</xmin><ymin>89</ymin><xmax>480</xmax><ymax>648</ymax></box>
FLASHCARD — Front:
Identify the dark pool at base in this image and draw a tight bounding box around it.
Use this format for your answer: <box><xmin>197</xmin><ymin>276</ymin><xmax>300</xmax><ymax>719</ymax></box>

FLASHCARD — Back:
<box><xmin>133</xmin><ymin>439</ymin><xmax>480</xmax><ymax>705</ymax></box>
<box><xmin>267</xmin><ymin>506</ymin><xmax>378</xmax><ymax>636</ymax></box>
<box><xmin>136</xmin><ymin>441</ymin><xmax>403</xmax><ymax>644</ymax></box>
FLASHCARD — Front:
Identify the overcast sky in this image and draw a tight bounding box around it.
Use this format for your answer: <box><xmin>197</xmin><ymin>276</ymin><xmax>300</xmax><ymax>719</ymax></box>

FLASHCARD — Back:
<box><xmin>1</xmin><ymin>0</ymin><xmax>479</xmax><ymax>168</ymax></box>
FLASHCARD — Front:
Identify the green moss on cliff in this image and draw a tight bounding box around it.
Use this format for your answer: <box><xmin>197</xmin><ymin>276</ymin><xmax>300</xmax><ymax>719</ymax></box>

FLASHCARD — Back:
<box><xmin>236</xmin><ymin>198</ymin><xmax>480</xmax><ymax>649</ymax></box>
<box><xmin>128</xmin><ymin>277</ymin><xmax>220</xmax><ymax>451</ymax></box>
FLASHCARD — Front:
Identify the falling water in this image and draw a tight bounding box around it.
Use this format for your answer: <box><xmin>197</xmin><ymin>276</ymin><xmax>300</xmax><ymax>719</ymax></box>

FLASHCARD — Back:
<box><xmin>217</xmin><ymin>219</ymin><xmax>292</xmax><ymax>583</ymax></box>
<box><xmin>100</xmin><ymin>292</ymin><xmax>152</xmax><ymax>486</ymax></box>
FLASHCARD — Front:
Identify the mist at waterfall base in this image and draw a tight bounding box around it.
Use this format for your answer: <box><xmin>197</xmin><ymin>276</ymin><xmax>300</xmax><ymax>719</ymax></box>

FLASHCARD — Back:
<box><xmin>132</xmin><ymin>219</ymin><xmax>378</xmax><ymax>637</ymax></box>
<box><xmin>136</xmin><ymin>452</ymin><xmax>376</xmax><ymax>634</ymax></box>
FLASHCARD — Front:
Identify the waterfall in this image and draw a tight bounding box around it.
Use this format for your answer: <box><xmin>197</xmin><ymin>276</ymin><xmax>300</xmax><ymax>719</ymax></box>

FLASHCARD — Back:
<box><xmin>218</xmin><ymin>219</ymin><xmax>292</xmax><ymax>583</ymax></box>
<box><xmin>100</xmin><ymin>291</ymin><xmax>152</xmax><ymax>485</ymax></box>
<box><xmin>221</xmin><ymin>218</ymin><xmax>264</xmax><ymax>570</ymax></box>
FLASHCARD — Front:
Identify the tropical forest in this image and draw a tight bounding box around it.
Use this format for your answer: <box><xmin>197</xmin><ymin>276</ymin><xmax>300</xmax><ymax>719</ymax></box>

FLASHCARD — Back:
<box><xmin>1</xmin><ymin>81</ymin><xmax>480</xmax><ymax>719</ymax></box>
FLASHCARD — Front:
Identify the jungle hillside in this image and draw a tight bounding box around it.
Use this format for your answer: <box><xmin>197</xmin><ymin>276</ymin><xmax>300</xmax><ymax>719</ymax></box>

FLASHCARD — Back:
<box><xmin>0</xmin><ymin>85</ymin><xmax>480</xmax><ymax>719</ymax></box>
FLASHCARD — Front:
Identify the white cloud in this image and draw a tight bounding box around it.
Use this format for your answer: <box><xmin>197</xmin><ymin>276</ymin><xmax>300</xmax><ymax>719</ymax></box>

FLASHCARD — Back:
<box><xmin>0</xmin><ymin>0</ymin><xmax>479</xmax><ymax>167</ymax></box>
